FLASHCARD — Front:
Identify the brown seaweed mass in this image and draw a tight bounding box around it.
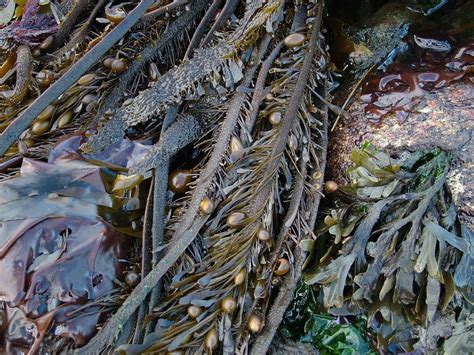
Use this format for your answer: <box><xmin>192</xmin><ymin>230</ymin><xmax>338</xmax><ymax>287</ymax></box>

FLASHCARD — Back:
<box><xmin>361</xmin><ymin>37</ymin><xmax>473</xmax><ymax>121</ymax></box>
<box><xmin>0</xmin><ymin>134</ymin><xmax>148</xmax><ymax>352</ymax></box>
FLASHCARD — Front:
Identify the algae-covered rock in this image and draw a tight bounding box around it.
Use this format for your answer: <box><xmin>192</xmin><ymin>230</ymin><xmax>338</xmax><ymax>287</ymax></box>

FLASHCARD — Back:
<box><xmin>330</xmin><ymin>81</ymin><xmax>474</xmax><ymax>228</ymax></box>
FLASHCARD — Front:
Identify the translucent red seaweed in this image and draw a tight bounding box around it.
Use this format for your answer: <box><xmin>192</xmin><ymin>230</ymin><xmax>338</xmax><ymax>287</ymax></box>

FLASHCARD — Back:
<box><xmin>0</xmin><ymin>135</ymin><xmax>151</xmax><ymax>352</ymax></box>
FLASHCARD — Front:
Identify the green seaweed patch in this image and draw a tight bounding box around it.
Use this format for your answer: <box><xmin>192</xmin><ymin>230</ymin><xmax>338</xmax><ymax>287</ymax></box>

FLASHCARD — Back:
<box><xmin>281</xmin><ymin>284</ymin><xmax>377</xmax><ymax>354</ymax></box>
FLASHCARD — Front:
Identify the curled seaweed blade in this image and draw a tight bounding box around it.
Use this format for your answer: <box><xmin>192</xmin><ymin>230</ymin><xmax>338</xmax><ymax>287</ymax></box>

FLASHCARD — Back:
<box><xmin>305</xmin><ymin>254</ymin><xmax>356</xmax><ymax>309</ymax></box>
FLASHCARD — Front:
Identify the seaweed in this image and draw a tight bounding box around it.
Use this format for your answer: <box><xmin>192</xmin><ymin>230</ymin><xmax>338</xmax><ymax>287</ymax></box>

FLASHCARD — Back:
<box><xmin>281</xmin><ymin>283</ymin><xmax>377</xmax><ymax>355</ymax></box>
<box><xmin>0</xmin><ymin>133</ymin><xmax>148</xmax><ymax>352</ymax></box>
<box><xmin>82</xmin><ymin>0</ymin><xmax>283</xmax><ymax>153</ymax></box>
<box><xmin>1</xmin><ymin>1</ymin><xmax>333</xmax><ymax>352</ymax></box>
<box><xmin>303</xmin><ymin>144</ymin><xmax>472</xmax><ymax>351</ymax></box>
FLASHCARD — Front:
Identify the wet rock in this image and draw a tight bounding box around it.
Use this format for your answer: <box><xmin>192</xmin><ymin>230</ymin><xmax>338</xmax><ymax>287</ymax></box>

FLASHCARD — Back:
<box><xmin>270</xmin><ymin>336</ymin><xmax>319</xmax><ymax>355</ymax></box>
<box><xmin>349</xmin><ymin>3</ymin><xmax>418</xmax><ymax>72</ymax></box>
<box><xmin>329</xmin><ymin>81</ymin><xmax>474</xmax><ymax>228</ymax></box>
<box><xmin>329</xmin><ymin>20</ymin><xmax>474</xmax><ymax>227</ymax></box>
<box><xmin>328</xmin><ymin>2</ymin><xmax>423</xmax><ymax>74</ymax></box>
<box><xmin>438</xmin><ymin>1</ymin><xmax>474</xmax><ymax>41</ymax></box>
<box><xmin>359</xmin><ymin>41</ymin><xmax>473</xmax><ymax>121</ymax></box>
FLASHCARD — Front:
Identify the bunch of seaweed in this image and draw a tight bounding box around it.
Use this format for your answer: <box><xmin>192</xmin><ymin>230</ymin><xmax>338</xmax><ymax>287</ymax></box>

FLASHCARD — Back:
<box><xmin>78</xmin><ymin>1</ymin><xmax>331</xmax><ymax>353</ymax></box>
<box><xmin>0</xmin><ymin>0</ymin><xmax>206</xmax><ymax>168</ymax></box>
<box><xmin>302</xmin><ymin>144</ymin><xmax>473</xmax><ymax>352</ymax></box>
<box><xmin>1</xmin><ymin>0</ymin><xmax>332</xmax><ymax>353</ymax></box>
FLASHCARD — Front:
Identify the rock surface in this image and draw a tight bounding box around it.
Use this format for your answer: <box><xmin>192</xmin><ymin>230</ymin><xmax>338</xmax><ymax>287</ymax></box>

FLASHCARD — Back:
<box><xmin>328</xmin><ymin>81</ymin><xmax>474</xmax><ymax>228</ymax></box>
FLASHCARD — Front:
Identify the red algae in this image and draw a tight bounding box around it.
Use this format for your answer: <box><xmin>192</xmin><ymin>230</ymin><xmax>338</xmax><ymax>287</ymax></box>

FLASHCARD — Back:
<box><xmin>361</xmin><ymin>35</ymin><xmax>473</xmax><ymax>121</ymax></box>
<box><xmin>1</xmin><ymin>219</ymin><xmax>128</xmax><ymax>350</ymax></box>
<box><xmin>0</xmin><ymin>135</ymin><xmax>150</xmax><ymax>352</ymax></box>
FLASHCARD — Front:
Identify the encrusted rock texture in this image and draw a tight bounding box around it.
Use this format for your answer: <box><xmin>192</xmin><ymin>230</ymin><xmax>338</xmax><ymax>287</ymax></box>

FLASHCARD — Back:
<box><xmin>328</xmin><ymin>81</ymin><xmax>474</xmax><ymax>228</ymax></box>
